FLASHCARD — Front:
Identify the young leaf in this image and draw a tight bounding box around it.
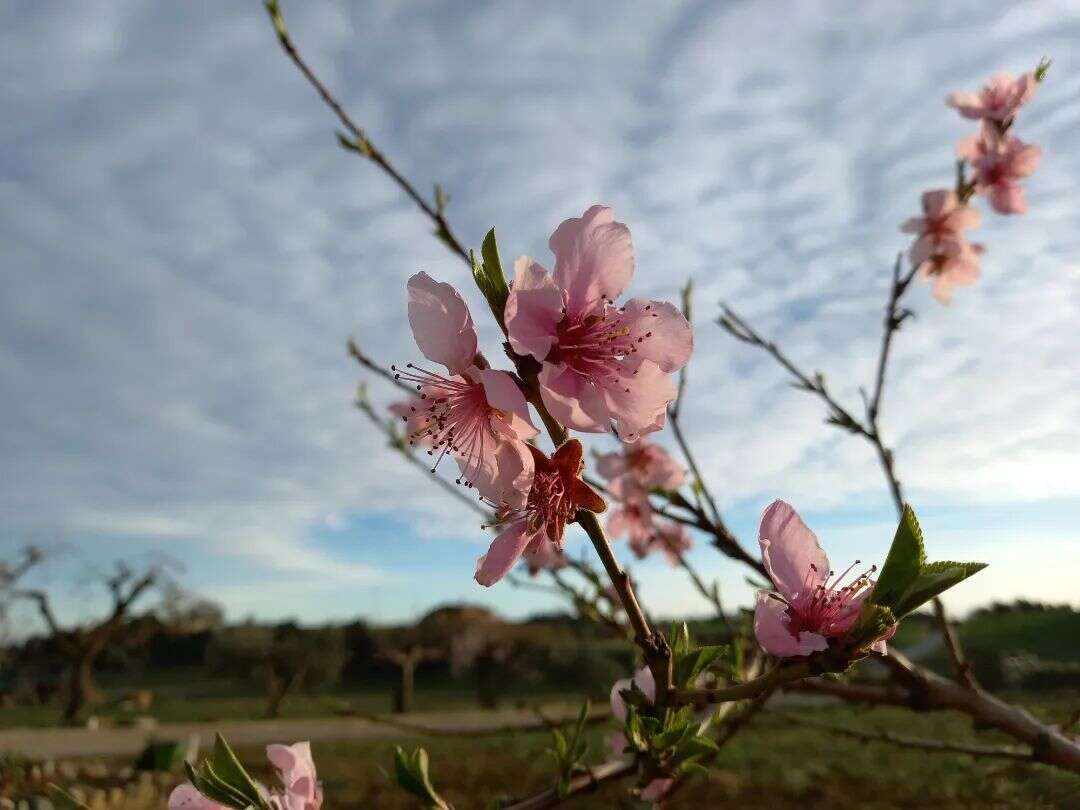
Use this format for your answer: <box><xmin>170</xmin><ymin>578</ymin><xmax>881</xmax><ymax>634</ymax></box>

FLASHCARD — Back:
<box><xmin>870</xmin><ymin>505</ymin><xmax>926</xmax><ymax>611</ymax></box>
<box><xmin>471</xmin><ymin>228</ymin><xmax>510</xmax><ymax>332</ymax></box>
<box><xmin>892</xmin><ymin>560</ymin><xmax>987</xmax><ymax>618</ymax></box>
<box><xmin>393</xmin><ymin>746</ymin><xmax>451</xmax><ymax>808</ymax></box>
<box><xmin>211</xmin><ymin>734</ymin><xmax>267</xmax><ymax>809</ymax></box>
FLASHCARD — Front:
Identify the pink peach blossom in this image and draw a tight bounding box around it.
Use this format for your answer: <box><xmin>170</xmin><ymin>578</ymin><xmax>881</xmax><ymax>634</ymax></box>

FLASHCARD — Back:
<box><xmin>168</xmin><ymin>785</ymin><xmax>226</xmax><ymax>810</ymax></box>
<box><xmin>947</xmin><ymin>71</ymin><xmax>1036</xmax><ymax>123</ymax></box>
<box><xmin>505</xmin><ymin>205</ymin><xmax>693</xmax><ymax>442</ymax></box>
<box><xmin>267</xmin><ymin>742</ymin><xmax>322</xmax><ymax>810</ymax></box>
<box><xmin>523</xmin><ymin>536</ymin><xmax>568</xmax><ymax>576</ymax></box>
<box><xmin>394</xmin><ymin>272</ymin><xmax>537</xmax><ymax>494</ymax></box>
<box><xmin>388</xmin><ymin>397</ymin><xmax>434</xmax><ymax>447</ymax></box>
<box><xmin>900</xmin><ymin>190</ymin><xmax>984</xmax><ymax>303</ymax></box>
<box><xmin>169</xmin><ymin>742</ymin><xmax>322</xmax><ymax>810</ymax></box>
<box><xmin>754</xmin><ymin>500</ymin><xmax>891</xmax><ymax>658</ymax></box>
<box><xmin>958</xmin><ymin>124</ymin><xmax>1042</xmax><ymax>215</ymax></box>
<box><xmin>640</xmin><ymin>778</ymin><xmax>675</xmax><ymax>805</ymax></box>
<box><xmin>475</xmin><ymin>439</ymin><xmax>605</xmax><ymax>586</ymax></box>
<box><xmin>606</xmin><ymin>477</ymin><xmax>657</xmax><ymax>548</ymax></box>
<box><xmin>596</xmin><ymin>438</ymin><xmax>685</xmax><ymax>491</ymax></box>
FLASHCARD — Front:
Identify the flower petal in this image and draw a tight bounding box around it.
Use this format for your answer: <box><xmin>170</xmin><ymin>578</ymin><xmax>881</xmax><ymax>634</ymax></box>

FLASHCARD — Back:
<box><xmin>505</xmin><ymin>257</ymin><xmax>564</xmax><ymax>360</ymax></box>
<box><xmin>753</xmin><ymin>592</ymin><xmax>828</xmax><ymax>657</ymax></box>
<box><xmin>538</xmin><ymin>361</ymin><xmax>612</xmax><ymax>433</ymax></box>
<box><xmin>549</xmin><ymin>205</ymin><xmax>634</xmax><ymax>318</ymax></box>
<box><xmin>407</xmin><ymin>272</ymin><xmax>478</xmax><ymax>375</ymax></box>
<box><xmin>619</xmin><ymin>298</ymin><xmax>693</xmax><ymax>374</ymax></box>
<box><xmin>477</xmin><ymin>368</ymin><xmax>538</xmax><ymax>441</ymax></box>
<box><xmin>759</xmin><ymin>500</ymin><xmax>828</xmax><ymax>599</ymax></box>
<box><xmin>475</xmin><ymin>519</ymin><xmax>537</xmax><ymax>586</ymax></box>
<box><xmin>598</xmin><ymin>357</ymin><xmax>676</xmax><ymax>442</ymax></box>
<box><xmin>168</xmin><ymin>785</ymin><xmax>226</xmax><ymax>810</ymax></box>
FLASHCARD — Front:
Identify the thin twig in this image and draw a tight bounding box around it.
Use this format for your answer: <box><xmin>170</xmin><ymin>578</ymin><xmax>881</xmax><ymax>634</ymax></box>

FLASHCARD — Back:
<box><xmin>770</xmin><ymin>710</ymin><xmax>1034</xmax><ymax>762</ymax></box>
<box><xmin>933</xmin><ymin>597</ymin><xmax>978</xmax><ymax>690</ymax></box>
<box><xmin>348</xmin><ymin>338</ymin><xmax>415</xmax><ymax>397</ymax></box>
<box><xmin>265</xmin><ymin>1</ymin><xmax>471</xmax><ymax>265</ymax></box>
<box><xmin>502</xmin><ymin>759</ymin><xmax>636</xmax><ymax>810</ymax></box>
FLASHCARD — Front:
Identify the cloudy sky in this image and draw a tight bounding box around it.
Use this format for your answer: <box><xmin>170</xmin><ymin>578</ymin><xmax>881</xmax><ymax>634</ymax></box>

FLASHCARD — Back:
<box><xmin>2</xmin><ymin>1</ymin><xmax>1078</xmax><ymax>631</ymax></box>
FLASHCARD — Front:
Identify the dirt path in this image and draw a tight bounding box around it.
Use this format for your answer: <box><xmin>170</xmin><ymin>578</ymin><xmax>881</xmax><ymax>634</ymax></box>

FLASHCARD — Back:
<box><xmin>0</xmin><ymin>703</ymin><xmax>592</xmax><ymax>759</ymax></box>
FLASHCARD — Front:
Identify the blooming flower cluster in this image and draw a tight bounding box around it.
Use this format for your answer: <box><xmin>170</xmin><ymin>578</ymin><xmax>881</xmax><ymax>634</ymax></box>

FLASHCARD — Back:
<box><xmin>903</xmin><ymin>69</ymin><xmax>1043</xmax><ymax>303</ymax></box>
<box><xmin>599</xmin><ymin>439</ymin><xmax>692</xmax><ymax>564</ymax></box>
<box><xmin>169</xmin><ymin>742</ymin><xmax>321</xmax><ymax>810</ymax></box>
<box><xmin>753</xmin><ymin>500</ymin><xmax>894</xmax><ymax>657</ymax></box>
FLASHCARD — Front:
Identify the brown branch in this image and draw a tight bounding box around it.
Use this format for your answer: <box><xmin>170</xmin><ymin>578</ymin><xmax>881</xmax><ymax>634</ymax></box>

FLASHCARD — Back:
<box><xmin>352</xmin><ymin>705</ymin><xmax>613</xmax><ymax>739</ymax></box>
<box><xmin>502</xmin><ymin>759</ymin><xmax>636</xmax><ymax>810</ymax></box>
<box><xmin>11</xmin><ymin>589</ymin><xmax>61</xmax><ymax>637</ymax></box>
<box><xmin>265</xmin><ymin>1</ymin><xmax>471</xmax><ymax>265</ymax></box>
<box><xmin>678</xmin><ymin>660</ymin><xmax>819</xmax><ymax>705</ymax></box>
<box><xmin>770</xmin><ymin>710</ymin><xmax>1034</xmax><ymax>762</ymax></box>
<box><xmin>933</xmin><ymin>598</ymin><xmax>978</xmax><ymax>690</ymax></box>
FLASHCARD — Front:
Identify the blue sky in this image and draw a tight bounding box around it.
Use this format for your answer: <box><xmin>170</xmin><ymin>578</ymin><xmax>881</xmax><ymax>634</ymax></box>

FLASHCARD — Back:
<box><xmin>1</xmin><ymin>1</ymin><xmax>1078</xmax><ymax>632</ymax></box>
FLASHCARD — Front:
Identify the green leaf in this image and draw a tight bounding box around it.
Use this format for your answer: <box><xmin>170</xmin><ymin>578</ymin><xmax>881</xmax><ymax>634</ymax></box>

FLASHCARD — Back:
<box><xmin>211</xmin><ymin>734</ymin><xmax>266</xmax><ymax>809</ymax></box>
<box><xmin>892</xmin><ymin>560</ymin><xmax>987</xmax><ymax>618</ymax></box>
<box><xmin>471</xmin><ymin>228</ymin><xmax>510</xmax><ymax>332</ymax></box>
<box><xmin>870</xmin><ymin>505</ymin><xmax>926</xmax><ymax>611</ymax></box>
<box><xmin>394</xmin><ymin>746</ymin><xmax>447</xmax><ymax>807</ymax></box>
<box><xmin>670</xmin><ymin>622</ymin><xmax>691</xmax><ymax>657</ymax></box>
<box><xmin>674</xmin><ymin>644</ymin><xmax>728</xmax><ymax>687</ymax></box>
<box><xmin>186</xmin><ymin>761</ymin><xmax>255</xmax><ymax>810</ymax></box>
<box><xmin>851</xmin><ymin>603</ymin><xmax>896</xmax><ymax>649</ymax></box>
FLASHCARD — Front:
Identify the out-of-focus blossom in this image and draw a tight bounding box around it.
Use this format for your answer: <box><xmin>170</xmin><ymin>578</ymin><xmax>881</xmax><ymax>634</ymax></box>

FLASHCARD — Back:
<box><xmin>523</xmin><ymin>537</ymin><xmax>568</xmax><ymax>576</ymax></box>
<box><xmin>958</xmin><ymin>124</ymin><xmax>1042</xmax><ymax>215</ymax></box>
<box><xmin>394</xmin><ymin>272</ymin><xmax>537</xmax><ymax>494</ymax></box>
<box><xmin>475</xmin><ymin>439</ymin><xmax>605</xmax><ymax>586</ymax></box>
<box><xmin>640</xmin><ymin>778</ymin><xmax>675</xmax><ymax>805</ymax></box>
<box><xmin>596</xmin><ymin>438</ymin><xmax>685</xmax><ymax>491</ymax></box>
<box><xmin>606</xmin><ymin>477</ymin><xmax>656</xmax><ymax>548</ymax></box>
<box><xmin>900</xmin><ymin>190</ymin><xmax>984</xmax><ymax>303</ymax></box>
<box><xmin>168</xmin><ymin>742</ymin><xmax>322</xmax><ymax>810</ymax></box>
<box><xmin>947</xmin><ymin>71</ymin><xmax>1036</xmax><ymax>123</ymax></box>
<box><xmin>505</xmin><ymin>205</ymin><xmax>693</xmax><ymax>442</ymax></box>
<box><xmin>753</xmin><ymin>500</ymin><xmax>893</xmax><ymax>658</ymax></box>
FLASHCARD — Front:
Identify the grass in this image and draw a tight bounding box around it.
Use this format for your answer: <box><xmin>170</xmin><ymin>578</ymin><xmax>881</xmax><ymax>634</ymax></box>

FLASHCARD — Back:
<box><xmin>227</xmin><ymin>698</ymin><xmax>1080</xmax><ymax>809</ymax></box>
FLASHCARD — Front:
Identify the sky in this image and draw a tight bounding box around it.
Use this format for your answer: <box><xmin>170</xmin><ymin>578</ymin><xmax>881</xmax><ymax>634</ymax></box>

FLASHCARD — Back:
<box><xmin>1</xmin><ymin>1</ymin><xmax>1078</xmax><ymax>633</ymax></box>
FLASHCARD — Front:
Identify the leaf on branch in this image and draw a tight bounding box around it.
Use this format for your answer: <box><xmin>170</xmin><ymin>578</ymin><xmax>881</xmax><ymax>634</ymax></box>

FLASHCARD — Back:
<box><xmin>868</xmin><ymin>506</ymin><xmax>985</xmax><ymax>620</ymax></box>
<box><xmin>393</xmin><ymin>746</ymin><xmax>452</xmax><ymax>810</ymax></box>
<box><xmin>1035</xmin><ymin>57</ymin><xmax>1052</xmax><ymax>82</ymax></box>
<box><xmin>470</xmin><ymin>228</ymin><xmax>510</xmax><ymax>332</ymax></box>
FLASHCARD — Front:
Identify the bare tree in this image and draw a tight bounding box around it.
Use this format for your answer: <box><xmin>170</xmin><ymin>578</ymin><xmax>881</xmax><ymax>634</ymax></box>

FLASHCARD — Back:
<box><xmin>12</xmin><ymin>561</ymin><xmax>165</xmax><ymax>724</ymax></box>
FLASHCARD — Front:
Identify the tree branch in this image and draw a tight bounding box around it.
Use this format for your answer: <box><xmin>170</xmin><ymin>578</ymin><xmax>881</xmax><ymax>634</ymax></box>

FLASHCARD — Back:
<box><xmin>933</xmin><ymin>597</ymin><xmax>978</xmax><ymax>690</ymax></box>
<box><xmin>502</xmin><ymin>759</ymin><xmax>636</xmax><ymax>810</ymax></box>
<box><xmin>264</xmin><ymin>1</ymin><xmax>471</xmax><ymax>264</ymax></box>
<box><xmin>770</xmin><ymin>710</ymin><xmax>1035</xmax><ymax>762</ymax></box>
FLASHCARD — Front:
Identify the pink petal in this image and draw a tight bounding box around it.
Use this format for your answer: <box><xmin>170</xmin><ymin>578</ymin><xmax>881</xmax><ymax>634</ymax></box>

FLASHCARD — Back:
<box><xmin>899</xmin><ymin>216</ymin><xmax>927</xmax><ymax>235</ymax></box>
<box><xmin>988</xmin><ymin>182</ymin><xmax>1027</xmax><ymax>215</ymax></box>
<box><xmin>941</xmin><ymin>205</ymin><xmax>980</xmax><ymax>231</ymax></box>
<box><xmin>466</xmin><ymin>438</ymin><xmax>533</xmax><ymax>509</ymax></box>
<box><xmin>619</xmin><ymin>298</ymin><xmax>693</xmax><ymax>374</ymax></box>
<box><xmin>956</xmin><ymin>133</ymin><xmax>982</xmax><ymax>161</ymax></box>
<box><xmin>476</xmin><ymin>368</ymin><xmax>538</xmax><ymax>441</ymax></box>
<box><xmin>753</xmin><ymin>592</ymin><xmax>828</xmax><ymax>657</ymax></box>
<box><xmin>609</xmin><ymin>665</ymin><xmax>656</xmax><ymax>720</ymax></box>
<box><xmin>505</xmin><ymin>257</ymin><xmax>564</xmax><ymax>360</ymax></box>
<box><xmin>407</xmin><ymin>272</ymin><xmax>478</xmax><ymax>376</ymax></box>
<box><xmin>598</xmin><ymin>356</ymin><xmax>676</xmax><ymax>442</ymax></box>
<box><xmin>549</xmin><ymin>205</ymin><xmax>634</xmax><ymax>319</ymax></box>
<box><xmin>475</xmin><ymin>519</ymin><xmax>537</xmax><ymax>586</ymax></box>
<box><xmin>921</xmin><ymin>189</ymin><xmax>956</xmax><ymax>218</ymax></box>
<box><xmin>1008</xmin><ymin>142</ymin><xmax>1042</xmax><ymax>177</ymax></box>
<box><xmin>609</xmin><ymin>732</ymin><xmax>630</xmax><ymax>757</ymax></box>
<box><xmin>538</xmin><ymin>361</ymin><xmax>612</xmax><ymax>433</ymax></box>
<box><xmin>946</xmin><ymin>91</ymin><xmax>985</xmax><ymax>119</ymax></box>
<box><xmin>168</xmin><ymin>785</ymin><xmax>227</xmax><ymax>810</ymax></box>
<box><xmin>759</xmin><ymin>500</ymin><xmax>829</xmax><ymax>599</ymax></box>
<box><xmin>595</xmin><ymin>450</ymin><xmax>628</xmax><ymax>481</ymax></box>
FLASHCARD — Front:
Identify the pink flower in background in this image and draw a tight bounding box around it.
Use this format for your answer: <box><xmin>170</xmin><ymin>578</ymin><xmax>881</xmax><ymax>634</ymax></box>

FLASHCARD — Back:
<box><xmin>958</xmin><ymin>124</ymin><xmax>1042</xmax><ymax>215</ymax></box>
<box><xmin>918</xmin><ymin>239</ymin><xmax>984</xmax><ymax>304</ymax></box>
<box><xmin>609</xmin><ymin>665</ymin><xmax>655</xmax><ymax>756</ymax></box>
<box><xmin>267</xmin><ymin>742</ymin><xmax>323</xmax><ymax>810</ymax></box>
<box><xmin>475</xmin><ymin>439</ymin><xmax>605</xmax><ymax>586</ymax></box>
<box><xmin>947</xmin><ymin>71</ymin><xmax>1036</xmax><ymax>123</ymax></box>
<box><xmin>394</xmin><ymin>272</ymin><xmax>537</xmax><ymax>492</ymax></box>
<box><xmin>523</xmin><ymin>537</ymin><xmax>568</xmax><ymax>576</ymax></box>
<box><xmin>900</xmin><ymin>190</ymin><xmax>984</xmax><ymax>303</ymax></box>
<box><xmin>646</xmin><ymin>521</ymin><xmax>693</xmax><ymax>566</ymax></box>
<box><xmin>754</xmin><ymin>500</ymin><xmax>892</xmax><ymax>658</ymax></box>
<box><xmin>169</xmin><ymin>742</ymin><xmax>322</xmax><ymax>810</ymax></box>
<box><xmin>606</xmin><ymin>477</ymin><xmax>656</xmax><ymax>548</ymax></box>
<box><xmin>505</xmin><ymin>205</ymin><xmax>693</xmax><ymax>441</ymax></box>
<box><xmin>168</xmin><ymin>786</ymin><xmax>226</xmax><ymax>810</ymax></box>
<box><xmin>596</xmin><ymin>438</ymin><xmax>685</xmax><ymax>491</ymax></box>
<box><xmin>640</xmin><ymin>778</ymin><xmax>675</xmax><ymax>805</ymax></box>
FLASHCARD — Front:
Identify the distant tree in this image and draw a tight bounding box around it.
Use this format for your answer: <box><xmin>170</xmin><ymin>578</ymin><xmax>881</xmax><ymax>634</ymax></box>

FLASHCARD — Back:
<box><xmin>206</xmin><ymin>622</ymin><xmax>345</xmax><ymax>718</ymax></box>
<box><xmin>11</xmin><ymin>561</ymin><xmax>166</xmax><ymax>724</ymax></box>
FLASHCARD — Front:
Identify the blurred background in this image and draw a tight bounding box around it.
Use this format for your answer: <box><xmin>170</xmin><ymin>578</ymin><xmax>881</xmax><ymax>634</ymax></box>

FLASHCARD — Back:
<box><xmin>1</xmin><ymin>1</ymin><xmax>1078</xmax><ymax>807</ymax></box>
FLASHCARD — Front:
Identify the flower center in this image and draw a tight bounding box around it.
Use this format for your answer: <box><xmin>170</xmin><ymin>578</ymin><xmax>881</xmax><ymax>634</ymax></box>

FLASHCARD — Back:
<box><xmin>546</xmin><ymin>301</ymin><xmax>657</xmax><ymax>385</ymax></box>
<box><xmin>482</xmin><ymin>467</ymin><xmax>576</xmax><ymax>546</ymax></box>
<box><xmin>391</xmin><ymin>363</ymin><xmax>496</xmax><ymax>487</ymax></box>
<box><xmin>778</xmin><ymin>560</ymin><xmax>877</xmax><ymax>639</ymax></box>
